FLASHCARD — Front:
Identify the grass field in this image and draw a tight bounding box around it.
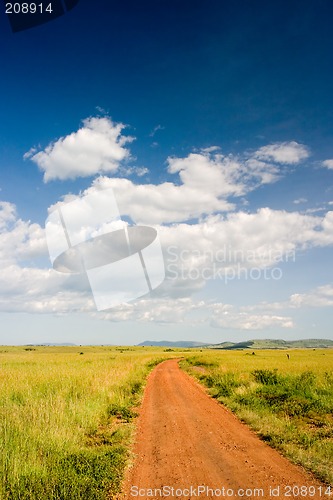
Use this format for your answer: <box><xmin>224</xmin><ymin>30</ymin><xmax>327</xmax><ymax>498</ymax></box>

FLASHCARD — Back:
<box><xmin>180</xmin><ymin>348</ymin><xmax>333</xmax><ymax>485</ymax></box>
<box><xmin>0</xmin><ymin>346</ymin><xmax>174</xmax><ymax>500</ymax></box>
<box><xmin>1</xmin><ymin>346</ymin><xmax>332</xmax><ymax>498</ymax></box>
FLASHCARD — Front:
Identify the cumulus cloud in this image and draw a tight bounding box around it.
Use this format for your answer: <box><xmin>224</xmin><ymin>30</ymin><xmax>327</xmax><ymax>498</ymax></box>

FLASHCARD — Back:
<box><xmin>254</xmin><ymin>141</ymin><xmax>310</xmax><ymax>164</ymax></box>
<box><xmin>0</xmin><ymin>210</ymin><xmax>47</xmax><ymax>267</ymax></box>
<box><xmin>49</xmin><ymin>174</ymin><xmax>333</xmax><ymax>301</ymax></box>
<box><xmin>0</xmin><ymin>202</ymin><xmax>93</xmax><ymax>314</ymax></box>
<box><xmin>208</xmin><ymin>299</ymin><xmax>294</xmax><ymax>330</ymax></box>
<box><xmin>167</xmin><ymin>152</ymin><xmax>281</xmax><ymax>196</ymax></box>
<box><xmin>0</xmin><ymin>202</ymin><xmax>94</xmax><ymax>314</ymax></box>
<box><xmin>31</xmin><ymin>136</ymin><xmax>303</xmax><ymax>223</ymax></box>
<box><xmin>94</xmin><ymin>297</ymin><xmax>293</xmax><ymax>330</ymax></box>
<box><xmin>77</xmin><ymin>149</ymin><xmax>287</xmax><ymax>225</ymax></box>
<box><xmin>0</xmin><ymin>264</ymin><xmax>93</xmax><ymax>313</ymax></box>
<box><xmin>290</xmin><ymin>285</ymin><xmax>333</xmax><ymax>308</ymax></box>
<box><xmin>323</xmin><ymin>159</ymin><xmax>333</xmax><ymax>170</ymax></box>
<box><xmin>92</xmin><ymin>280</ymin><xmax>333</xmax><ymax>329</ymax></box>
<box><xmin>0</xmin><ymin>201</ymin><xmax>16</xmax><ymax>229</ymax></box>
<box><xmin>1</xmin><ymin>198</ymin><xmax>332</xmax><ymax>327</ymax></box>
<box><xmin>28</xmin><ymin>117</ymin><xmax>133</xmax><ymax>182</ymax></box>
<box><xmin>238</xmin><ymin>284</ymin><xmax>333</xmax><ymax>315</ymax></box>
<box><xmin>80</xmin><ymin>144</ymin><xmax>310</xmax><ymax>225</ymax></box>
<box><xmin>244</xmin><ymin>159</ymin><xmax>280</xmax><ymax>184</ymax></box>
<box><xmin>95</xmin><ymin>297</ymin><xmax>200</xmax><ymax>324</ymax></box>
<box><xmin>211</xmin><ymin>311</ymin><xmax>293</xmax><ymax>330</ymax></box>
<box><xmin>8</xmin><ymin>128</ymin><xmax>333</xmax><ymax>327</ymax></box>
<box><xmin>92</xmin><ymin>176</ymin><xmax>233</xmax><ymax>224</ymax></box>
<box><xmin>119</xmin><ymin>166</ymin><xmax>149</xmax><ymax>177</ymax></box>
<box><xmin>154</xmin><ymin>208</ymin><xmax>333</xmax><ymax>298</ymax></box>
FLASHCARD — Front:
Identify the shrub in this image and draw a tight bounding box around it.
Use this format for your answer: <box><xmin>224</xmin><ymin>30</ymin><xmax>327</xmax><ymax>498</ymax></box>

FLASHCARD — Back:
<box><xmin>252</xmin><ymin>369</ymin><xmax>279</xmax><ymax>385</ymax></box>
<box><xmin>205</xmin><ymin>372</ymin><xmax>240</xmax><ymax>397</ymax></box>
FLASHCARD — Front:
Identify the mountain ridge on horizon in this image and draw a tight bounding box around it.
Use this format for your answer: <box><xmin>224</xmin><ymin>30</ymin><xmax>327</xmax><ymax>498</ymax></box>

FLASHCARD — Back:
<box><xmin>138</xmin><ymin>338</ymin><xmax>333</xmax><ymax>349</ymax></box>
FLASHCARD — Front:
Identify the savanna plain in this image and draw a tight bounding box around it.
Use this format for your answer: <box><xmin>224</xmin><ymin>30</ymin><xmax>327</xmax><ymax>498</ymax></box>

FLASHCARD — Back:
<box><xmin>0</xmin><ymin>345</ymin><xmax>332</xmax><ymax>499</ymax></box>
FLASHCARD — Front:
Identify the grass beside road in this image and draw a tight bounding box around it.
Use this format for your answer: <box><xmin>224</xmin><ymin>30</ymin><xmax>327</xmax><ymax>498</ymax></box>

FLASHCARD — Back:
<box><xmin>180</xmin><ymin>348</ymin><xmax>333</xmax><ymax>486</ymax></box>
<box><xmin>0</xmin><ymin>346</ymin><xmax>172</xmax><ymax>500</ymax></box>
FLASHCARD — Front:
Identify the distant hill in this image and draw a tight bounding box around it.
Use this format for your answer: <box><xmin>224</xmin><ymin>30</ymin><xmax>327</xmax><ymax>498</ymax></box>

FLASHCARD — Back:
<box><xmin>206</xmin><ymin>338</ymin><xmax>333</xmax><ymax>350</ymax></box>
<box><xmin>138</xmin><ymin>340</ymin><xmax>207</xmax><ymax>348</ymax></box>
<box><xmin>138</xmin><ymin>338</ymin><xmax>333</xmax><ymax>349</ymax></box>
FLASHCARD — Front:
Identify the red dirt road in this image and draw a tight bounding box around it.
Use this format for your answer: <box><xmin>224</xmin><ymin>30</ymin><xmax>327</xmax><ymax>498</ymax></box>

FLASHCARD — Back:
<box><xmin>119</xmin><ymin>359</ymin><xmax>327</xmax><ymax>499</ymax></box>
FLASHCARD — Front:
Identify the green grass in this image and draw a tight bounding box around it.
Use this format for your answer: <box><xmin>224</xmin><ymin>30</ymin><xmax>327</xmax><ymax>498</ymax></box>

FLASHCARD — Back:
<box><xmin>180</xmin><ymin>348</ymin><xmax>333</xmax><ymax>485</ymax></box>
<box><xmin>4</xmin><ymin>345</ymin><xmax>332</xmax><ymax>496</ymax></box>
<box><xmin>0</xmin><ymin>346</ymin><xmax>176</xmax><ymax>499</ymax></box>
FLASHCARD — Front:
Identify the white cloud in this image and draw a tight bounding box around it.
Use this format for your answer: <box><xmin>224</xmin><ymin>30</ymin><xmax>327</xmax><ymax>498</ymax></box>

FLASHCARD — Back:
<box><xmin>0</xmin><ymin>202</ymin><xmax>91</xmax><ymax>314</ymax></box>
<box><xmin>92</xmin><ymin>296</ymin><xmax>293</xmax><ymax>330</ymax></box>
<box><xmin>254</xmin><ymin>141</ymin><xmax>310</xmax><ymax>164</ymax></box>
<box><xmin>167</xmin><ymin>152</ymin><xmax>282</xmax><ymax>196</ymax></box>
<box><xmin>0</xmin><ymin>202</ymin><xmax>93</xmax><ymax>314</ymax></box>
<box><xmin>23</xmin><ymin>147</ymin><xmax>37</xmax><ymax>160</ymax></box>
<box><xmin>119</xmin><ymin>166</ymin><xmax>149</xmax><ymax>177</ymax></box>
<box><xmin>239</xmin><ymin>284</ymin><xmax>333</xmax><ymax>314</ymax></box>
<box><xmin>304</xmin><ymin>207</ymin><xmax>326</xmax><ymax>215</ymax></box>
<box><xmin>323</xmin><ymin>159</ymin><xmax>333</xmax><ymax>170</ymax></box>
<box><xmin>110</xmin><ymin>282</ymin><xmax>333</xmax><ymax>329</ymax></box>
<box><xmin>0</xmin><ymin>201</ymin><xmax>16</xmax><ymax>229</ymax></box>
<box><xmin>7</xmin><ymin>127</ymin><xmax>333</xmax><ymax>328</ymax></box>
<box><xmin>293</xmin><ymin>198</ymin><xmax>308</xmax><ymax>205</ymax></box>
<box><xmin>149</xmin><ymin>125</ymin><xmax>164</xmax><ymax>137</ymax></box>
<box><xmin>152</xmin><ymin>208</ymin><xmax>333</xmax><ymax>298</ymax></box>
<box><xmin>40</xmin><ymin>139</ymin><xmax>292</xmax><ymax>223</ymax></box>
<box><xmin>161</xmin><ymin>208</ymin><xmax>333</xmax><ymax>264</ymax></box>
<box><xmin>91</xmin><ymin>280</ymin><xmax>333</xmax><ymax>329</ymax></box>
<box><xmin>200</xmin><ymin>146</ymin><xmax>221</xmax><ymax>153</ymax></box>
<box><xmin>1</xmin><ymin>198</ymin><xmax>332</xmax><ymax>327</ymax></box>
<box><xmin>290</xmin><ymin>285</ymin><xmax>333</xmax><ymax>308</ymax></box>
<box><xmin>83</xmin><ymin>150</ymin><xmax>286</xmax><ymax>224</ymax></box>
<box><xmin>208</xmin><ymin>301</ymin><xmax>294</xmax><ymax>330</ymax></box>
<box><xmin>0</xmin><ymin>208</ymin><xmax>47</xmax><ymax>267</ymax></box>
<box><xmin>86</xmin><ymin>175</ymin><xmax>234</xmax><ymax>225</ymax></box>
<box><xmin>211</xmin><ymin>311</ymin><xmax>293</xmax><ymax>330</ymax></box>
<box><xmin>48</xmin><ymin>177</ymin><xmax>333</xmax><ymax>301</ymax></box>
<box><xmin>167</xmin><ymin>153</ymin><xmax>245</xmax><ymax>196</ymax></box>
<box><xmin>244</xmin><ymin>159</ymin><xmax>280</xmax><ymax>184</ymax></box>
<box><xmin>96</xmin><ymin>298</ymin><xmax>294</xmax><ymax>330</ymax></box>
<box><xmin>95</xmin><ymin>297</ymin><xmax>199</xmax><ymax>324</ymax></box>
<box><xmin>0</xmin><ymin>263</ymin><xmax>94</xmax><ymax>314</ymax></box>
<box><xmin>28</xmin><ymin>117</ymin><xmax>133</xmax><ymax>182</ymax></box>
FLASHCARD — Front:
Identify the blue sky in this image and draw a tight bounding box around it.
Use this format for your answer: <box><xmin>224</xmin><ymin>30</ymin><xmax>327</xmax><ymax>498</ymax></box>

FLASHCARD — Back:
<box><xmin>1</xmin><ymin>0</ymin><xmax>333</xmax><ymax>344</ymax></box>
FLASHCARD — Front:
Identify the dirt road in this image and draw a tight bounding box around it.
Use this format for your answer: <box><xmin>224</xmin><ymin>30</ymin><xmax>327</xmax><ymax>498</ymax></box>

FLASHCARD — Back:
<box><xmin>119</xmin><ymin>359</ymin><xmax>327</xmax><ymax>499</ymax></box>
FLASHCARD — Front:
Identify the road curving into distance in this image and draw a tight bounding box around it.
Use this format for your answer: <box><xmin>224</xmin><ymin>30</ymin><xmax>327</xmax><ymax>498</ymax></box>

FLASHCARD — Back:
<box><xmin>118</xmin><ymin>359</ymin><xmax>328</xmax><ymax>499</ymax></box>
